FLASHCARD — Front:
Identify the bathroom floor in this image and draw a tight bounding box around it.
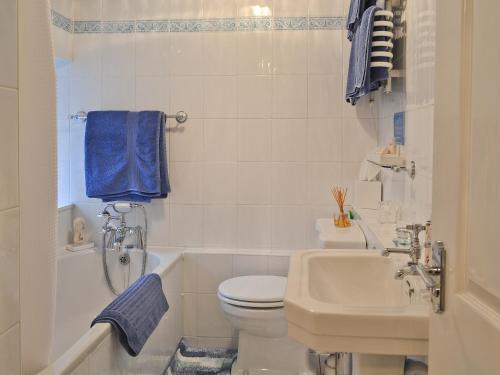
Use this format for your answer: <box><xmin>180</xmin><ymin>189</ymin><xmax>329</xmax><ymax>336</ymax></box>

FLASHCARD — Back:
<box><xmin>165</xmin><ymin>339</ymin><xmax>237</xmax><ymax>375</ymax></box>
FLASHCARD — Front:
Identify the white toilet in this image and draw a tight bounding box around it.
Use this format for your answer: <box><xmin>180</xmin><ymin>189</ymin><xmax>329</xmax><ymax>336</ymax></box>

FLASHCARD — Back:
<box><xmin>218</xmin><ymin>275</ymin><xmax>315</xmax><ymax>375</ymax></box>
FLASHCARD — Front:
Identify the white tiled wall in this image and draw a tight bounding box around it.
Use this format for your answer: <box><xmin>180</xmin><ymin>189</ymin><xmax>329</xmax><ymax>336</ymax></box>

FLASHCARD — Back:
<box><xmin>66</xmin><ymin>0</ymin><xmax>379</xmax><ymax>251</ymax></box>
<box><xmin>51</xmin><ymin>0</ymin><xmax>73</xmax><ymax>59</ymax></box>
<box><xmin>0</xmin><ymin>0</ymin><xmax>20</xmax><ymax>373</ymax></box>
<box><xmin>182</xmin><ymin>250</ymin><xmax>291</xmax><ymax>348</ymax></box>
<box><xmin>56</xmin><ymin>59</ymin><xmax>72</xmax><ymax>208</ymax></box>
<box><xmin>57</xmin><ymin>205</ymin><xmax>74</xmax><ymax>248</ymax></box>
<box><xmin>377</xmin><ymin>0</ymin><xmax>436</xmax><ymax>223</ymax></box>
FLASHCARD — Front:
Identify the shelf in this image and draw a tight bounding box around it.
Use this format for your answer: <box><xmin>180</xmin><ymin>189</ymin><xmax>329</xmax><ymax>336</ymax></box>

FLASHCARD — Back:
<box><xmin>367</xmin><ymin>159</ymin><xmax>416</xmax><ymax>179</ymax></box>
<box><xmin>367</xmin><ymin>152</ymin><xmax>406</xmax><ymax>168</ymax></box>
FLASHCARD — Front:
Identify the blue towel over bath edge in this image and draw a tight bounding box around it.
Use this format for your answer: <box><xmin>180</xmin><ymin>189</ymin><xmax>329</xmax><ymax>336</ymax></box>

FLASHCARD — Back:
<box><xmin>85</xmin><ymin>110</ymin><xmax>170</xmax><ymax>202</ymax></box>
<box><xmin>91</xmin><ymin>273</ymin><xmax>169</xmax><ymax>357</ymax></box>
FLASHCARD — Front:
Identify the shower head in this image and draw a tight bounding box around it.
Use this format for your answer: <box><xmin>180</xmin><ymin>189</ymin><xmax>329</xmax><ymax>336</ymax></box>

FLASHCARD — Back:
<box><xmin>113</xmin><ymin>202</ymin><xmax>143</xmax><ymax>213</ymax></box>
<box><xmin>97</xmin><ymin>205</ymin><xmax>113</xmax><ymax>218</ymax></box>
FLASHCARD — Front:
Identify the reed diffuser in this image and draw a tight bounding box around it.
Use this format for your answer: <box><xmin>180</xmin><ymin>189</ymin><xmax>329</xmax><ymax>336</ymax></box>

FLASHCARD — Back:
<box><xmin>331</xmin><ymin>186</ymin><xmax>351</xmax><ymax>228</ymax></box>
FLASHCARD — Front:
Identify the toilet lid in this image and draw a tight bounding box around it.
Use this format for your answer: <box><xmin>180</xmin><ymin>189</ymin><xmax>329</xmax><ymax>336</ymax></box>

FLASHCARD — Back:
<box><xmin>218</xmin><ymin>276</ymin><xmax>287</xmax><ymax>303</ymax></box>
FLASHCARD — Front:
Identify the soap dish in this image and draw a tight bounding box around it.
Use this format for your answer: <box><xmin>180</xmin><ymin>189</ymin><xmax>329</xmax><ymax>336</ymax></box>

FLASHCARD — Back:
<box><xmin>366</xmin><ymin>153</ymin><xmax>416</xmax><ymax>179</ymax></box>
<box><xmin>66</xmin><ymin>242</ymin><xmax>95</xmax><ymax>252</ymax></box>
<box><xmin>367</xmin><ymin>151</ymin><xmax>406</xmax><ymax>168</ymax></box>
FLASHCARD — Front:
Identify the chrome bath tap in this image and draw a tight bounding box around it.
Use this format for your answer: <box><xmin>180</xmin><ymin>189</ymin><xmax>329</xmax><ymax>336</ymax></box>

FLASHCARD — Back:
<box><xmin>100</xmin><ymin>204</ymin><xmax>146</xmax><ymax>252</ymax></box>
<box><xmin>98</xmin><ymin>202</ymin><xmax>149</xmax><ymax>296</ymax></box>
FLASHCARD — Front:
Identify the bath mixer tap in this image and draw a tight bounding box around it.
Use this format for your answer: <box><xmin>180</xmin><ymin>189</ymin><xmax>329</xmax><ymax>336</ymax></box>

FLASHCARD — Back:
<box><xmin>106</xmin><ymin>225</ymin><xmax>145</xmax><ymax>251</ymax></box>
<box><xmin>98</xmin><ymin>202</ymin><xmax>149</xmax><ymax>296</ymax></box>
<box><xmin>100</xmin><ymin>204</ymin><xmax>146</xmax><ymax>252</ymax></box>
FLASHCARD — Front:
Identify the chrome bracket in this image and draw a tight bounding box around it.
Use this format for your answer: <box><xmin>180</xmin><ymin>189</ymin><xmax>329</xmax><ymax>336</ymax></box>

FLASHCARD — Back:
<box><xmin>174</xmin><ymin>110</ymin><xmax>188</xmax><ymax>124</ymax></box>
<box><xmin>418</xmin><ymin>241</ymin><xmax>446</xmax><ymax>313</ymax></box>
<box><xmin>430</xmin><ymin>241</ymin><xmax>446</xmax><ymax>313</ymax></box>
<box><xmin>390</xmin><ymin>160</ymin><xmax>416</xmax><ymax>179</ymax></box>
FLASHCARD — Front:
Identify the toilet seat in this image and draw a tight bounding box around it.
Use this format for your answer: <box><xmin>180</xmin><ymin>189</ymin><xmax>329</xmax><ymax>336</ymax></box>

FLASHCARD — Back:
<box><xmin>218</xmin><ymin>293</ymin><xmax>284</xmax><ymax>308</ymax></box>
<box><xmin>218</xmin><ymin>275</ymin><xmax>287</xmax><ymax>308</ymax></box>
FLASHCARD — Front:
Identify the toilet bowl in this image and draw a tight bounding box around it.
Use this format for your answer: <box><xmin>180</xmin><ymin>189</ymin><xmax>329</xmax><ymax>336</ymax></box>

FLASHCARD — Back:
<box><xmin>218</xmin><ymin>275</ymin><xmax>315</xmax><ymax>375</ymax></box>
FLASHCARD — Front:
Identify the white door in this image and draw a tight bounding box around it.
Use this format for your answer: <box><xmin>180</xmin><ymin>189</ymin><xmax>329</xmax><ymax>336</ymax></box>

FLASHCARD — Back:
<box><xmin>429</xmin><ymin>0</ymin><xmax>500</xmax><ymax>373</ymax></box>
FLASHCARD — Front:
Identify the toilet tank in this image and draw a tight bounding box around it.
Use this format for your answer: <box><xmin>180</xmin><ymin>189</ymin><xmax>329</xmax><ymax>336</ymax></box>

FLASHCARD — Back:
<box><xmin>315</xmin><ymin>218</ymin><xmax>367</xmax><ymax>249</ymax></box>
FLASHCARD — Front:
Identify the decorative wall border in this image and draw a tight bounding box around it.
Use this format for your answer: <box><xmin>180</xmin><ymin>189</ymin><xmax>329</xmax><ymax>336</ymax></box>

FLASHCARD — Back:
<box><xmin>51</xmin><ymin>10</ymin><xmax>74</xmax><ymax>33</ymax></box>
<box><xmin>52</xmin><ymin>10</ymin><xmax>345</xmax><ymax>34</ymax></box>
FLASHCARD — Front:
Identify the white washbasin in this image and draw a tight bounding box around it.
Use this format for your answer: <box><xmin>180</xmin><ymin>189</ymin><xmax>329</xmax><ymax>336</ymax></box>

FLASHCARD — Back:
<box><xmin>284</xmin><ymin>250</ymin><xmax>429</xmax><ymax>356</ymax></box>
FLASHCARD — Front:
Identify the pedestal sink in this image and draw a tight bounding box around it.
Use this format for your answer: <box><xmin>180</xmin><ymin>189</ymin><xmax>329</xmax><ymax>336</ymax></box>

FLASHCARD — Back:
<box><xmin>284</xmin><ymin>250</ymin><xmax>429</xmax><ymax>374</ymax></box>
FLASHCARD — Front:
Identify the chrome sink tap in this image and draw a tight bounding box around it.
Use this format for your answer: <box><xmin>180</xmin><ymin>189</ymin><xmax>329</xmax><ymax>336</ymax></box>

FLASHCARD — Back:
<box><xmin>382</xmin><ymin>224</ymin><xmax>426</xmax><ymax>266</ymax></box>
<box><xmin>383</xmin><ymin>224</ymin><xmax>447</xmax><ymax>313</ymax></box>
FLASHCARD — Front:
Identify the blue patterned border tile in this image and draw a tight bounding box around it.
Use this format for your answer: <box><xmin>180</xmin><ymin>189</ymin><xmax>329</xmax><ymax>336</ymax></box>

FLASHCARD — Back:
<box><xmin>201</xmin><ymin>18</ymin><xmax>237</xmax><ymax>32</ymax></box>
<box><xmin>169</xmin><ymin>19</ymin><xmax>204</xmax><ymax>32</ymax></box>
<box><xmin>74</xmin><ymin>21</ymin><xmax>102</xmax><ymax>33</ymax></box>
<box><xmin>309</xmin><ymin>16</ymin><xmax>345</xmax><ymax>30</ymax></box>
<box><xmin>101</xmin><ymin>21</ymin><xmax>135</xmax><ymax>33</ymax></box>
<box><xmin>51</xmin><ymin>10</ymin><xmax>73</xmax><ymax>33</ymax></box>
<box><xmin>135</xmin><ymin>20</ymin><xmax>170</xmax><ymax>32</ymax></box>
<box><xmin>53</xmin><ymin>11</ymin><xmax>346</xmax><ymax>34</ymax></box>
<box><xmin>273</xmin><ymin>17</ymin><xmax>308</xmax><ymax>31</ymax></box>
<box><xmin>237</xmin><ymin>17</ymin><xmax>273</xmax><ymax>31</ymax></box>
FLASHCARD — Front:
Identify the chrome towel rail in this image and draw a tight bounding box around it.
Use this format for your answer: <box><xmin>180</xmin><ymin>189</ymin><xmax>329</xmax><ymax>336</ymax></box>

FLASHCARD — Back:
<box><xmin>70</xmin><ymin>110</ymin><xmax>189</xmax><ymax>125</ymax></box>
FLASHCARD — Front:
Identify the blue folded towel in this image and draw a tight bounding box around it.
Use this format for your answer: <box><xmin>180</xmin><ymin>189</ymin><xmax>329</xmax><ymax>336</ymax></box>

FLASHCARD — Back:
<box><xmin>346</xmin><ymin>0</ymin><xmax>376</xmax><ymax>41</ymax></box>
<box><xmin>85</xmin><ymin>110</ymin><xmax>170</xmax><ymax>202</ymax></box>
<box><xmin>91</xmin><ymin>273</ymin><xmax>169</xmax><ymax>357</ymax></box>
<box><xmin>345</xmin><ymin>6</ymin><xmax>389</xmax><ymax>105</ymax></box>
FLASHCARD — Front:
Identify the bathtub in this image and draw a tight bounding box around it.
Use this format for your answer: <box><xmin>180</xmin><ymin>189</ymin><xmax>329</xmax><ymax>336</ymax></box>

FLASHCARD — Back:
<box><xmin>38</xmin><ymin>247</ymin><xmax>183</xmax><ymax>375</ymax></box>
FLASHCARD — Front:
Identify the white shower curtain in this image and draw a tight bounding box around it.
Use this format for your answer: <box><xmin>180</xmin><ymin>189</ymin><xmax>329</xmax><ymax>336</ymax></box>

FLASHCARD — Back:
<box><xmin>18</xmin><ymin>0</ymin><xmax>57</xmax><ymax>373</ymax></box>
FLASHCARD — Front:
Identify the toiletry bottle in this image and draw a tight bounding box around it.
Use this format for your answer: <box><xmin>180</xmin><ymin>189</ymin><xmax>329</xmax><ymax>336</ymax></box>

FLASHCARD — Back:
<box><xmin>394</xmin><ymin>137</ymin><xmax>401</xmax><ymax>156</ymax></box>
<box><xmin>389</xmin><ymin>138</ymin><xmax>397</xmax><ymax>155</ymax></box>
<box><xmin>424</xmin><ymin>221</ymin><xmax>432</xmax><ymax>266</ymax></box>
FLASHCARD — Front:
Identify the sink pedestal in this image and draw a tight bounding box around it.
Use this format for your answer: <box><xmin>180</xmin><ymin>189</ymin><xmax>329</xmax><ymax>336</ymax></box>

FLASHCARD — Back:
<box><xmin>233</xmin><ymin>331</ymin><xmax>315</xmax><ymax>375</ymax></box>
<box><xmin>352</xmin><ymin>353</ymin><xmax>405</xmax><ymax>375</ymax></box>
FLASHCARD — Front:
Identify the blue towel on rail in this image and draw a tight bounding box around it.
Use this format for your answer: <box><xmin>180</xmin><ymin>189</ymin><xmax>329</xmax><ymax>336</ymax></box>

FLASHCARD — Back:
<box><xmin>91</xmin><ymin>273</ymin><xmax>169</xmax><ymax>357</ymax></box>
<box><xmin>345</xmin><ymin>6</ymin><xmax>389</xmax><ymax>105</ymax></box>
<box><xmin>85</xmin><ymin>110</ymin><xmax>170</xmax><ymax>202</ymax></box>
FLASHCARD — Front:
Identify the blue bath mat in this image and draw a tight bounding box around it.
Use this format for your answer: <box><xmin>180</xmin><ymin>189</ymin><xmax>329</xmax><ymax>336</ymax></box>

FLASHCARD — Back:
<box><xmin>164</xmin><ymin>339</ymin><xmax>237</xmax><ymax>375</ymax></box>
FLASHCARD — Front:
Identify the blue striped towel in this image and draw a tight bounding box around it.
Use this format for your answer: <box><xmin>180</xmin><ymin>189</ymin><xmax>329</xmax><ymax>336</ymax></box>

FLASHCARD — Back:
<box><xmin>91</xmin><ymin>273</ymin><xmax>169</xmax><ymax>356</ymax></box>
<box><xmin>346</xmin><ymin>5</ymin><xmax>389</xmax><ymax>105</ymax></box>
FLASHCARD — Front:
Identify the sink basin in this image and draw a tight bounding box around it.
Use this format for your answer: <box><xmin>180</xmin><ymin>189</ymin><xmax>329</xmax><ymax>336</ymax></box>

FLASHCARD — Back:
<box><xmin>284</xmin><ymin>250</ymin><xmax>429</xmax><ymax>356</ymax></box>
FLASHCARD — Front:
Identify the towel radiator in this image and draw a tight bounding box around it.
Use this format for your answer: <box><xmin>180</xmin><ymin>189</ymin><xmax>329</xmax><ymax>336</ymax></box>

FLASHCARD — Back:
<box><xmin>375</xmin><ymin>0</ymin><xmax>407</xmax><ymax>94</ymax></box>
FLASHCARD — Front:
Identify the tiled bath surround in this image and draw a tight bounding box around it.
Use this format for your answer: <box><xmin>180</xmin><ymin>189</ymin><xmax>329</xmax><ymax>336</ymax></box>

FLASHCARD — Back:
<box><xmin>51</xmin><ymin>255</ymin><xmax>184</xmax><ymax>375</ymax></box>
<box><xmin>55</xmin><ymin>0</ymin><xmax>380</xmax><ymax>250</ymax></box>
